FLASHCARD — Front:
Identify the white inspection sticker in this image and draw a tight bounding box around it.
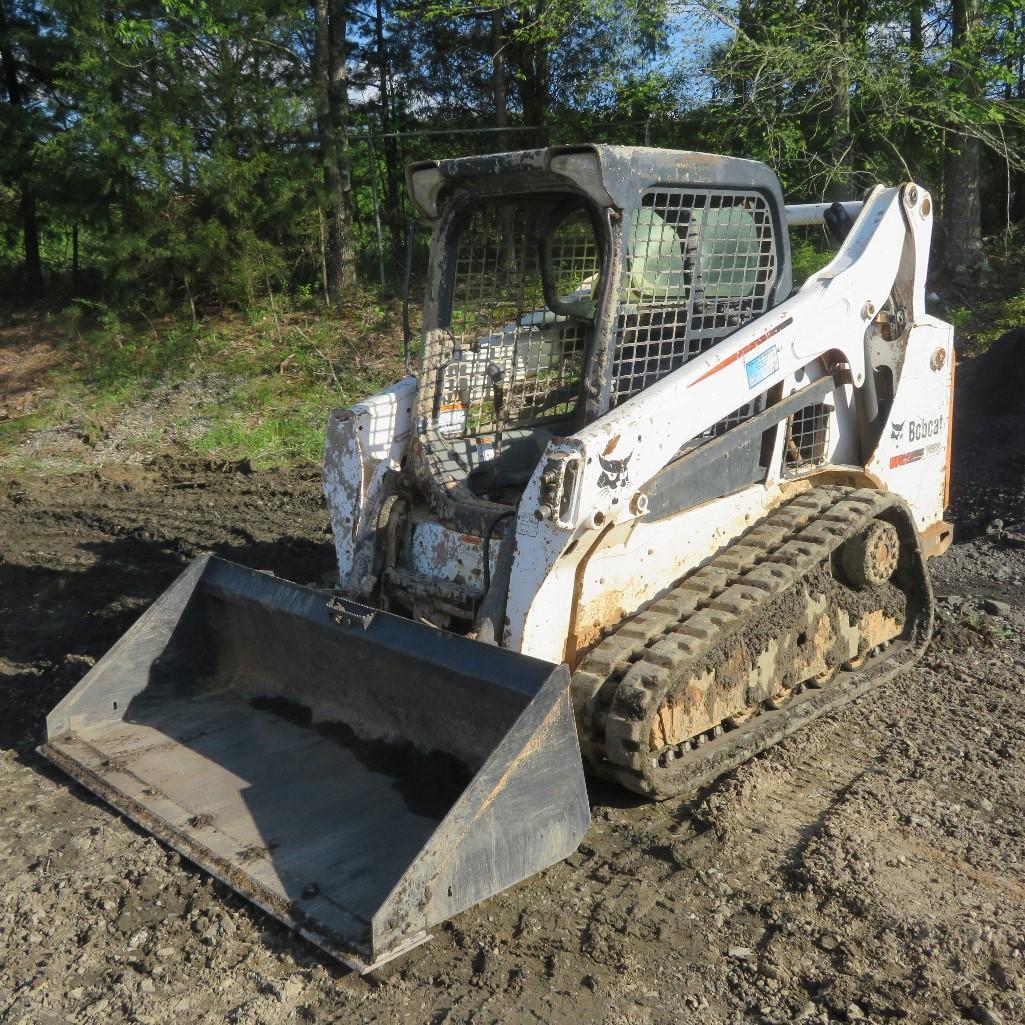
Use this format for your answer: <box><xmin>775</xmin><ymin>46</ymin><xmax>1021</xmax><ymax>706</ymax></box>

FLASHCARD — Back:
<box><xmin>745</xmin><ymin>345</ymin><xmax>779</xmax><ymax>389</ymax></box>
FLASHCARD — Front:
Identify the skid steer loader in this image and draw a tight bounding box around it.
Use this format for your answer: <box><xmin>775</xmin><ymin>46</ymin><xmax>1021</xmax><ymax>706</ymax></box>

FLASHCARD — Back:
<box><xmin>42</xmin><ymin>146</ymin><xmax>955</xmax><ymax>972</ymax></box>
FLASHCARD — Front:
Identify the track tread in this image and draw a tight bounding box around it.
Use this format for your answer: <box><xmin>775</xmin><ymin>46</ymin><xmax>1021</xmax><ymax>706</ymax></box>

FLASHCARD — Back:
<box><xmin>572</xmin><ymin>486</ymin><xmax>934</xmax><ymax>799</ymax></box>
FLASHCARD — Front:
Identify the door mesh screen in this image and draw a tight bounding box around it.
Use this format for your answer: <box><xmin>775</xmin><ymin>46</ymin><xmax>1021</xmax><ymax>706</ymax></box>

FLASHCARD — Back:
<box><xmin>421</xmin><ymin>199</ymin><xmax>600</xmax><ymax>439</ymax></box>
<box><xmin>784</xmin><ymin>403</ymin><xmax>831</xmax><ymax>471</ymax></box>
<box><xmin>612</xmin><ymin>188</ymin><xmax>778</xmax><ymax>424</ymax></box>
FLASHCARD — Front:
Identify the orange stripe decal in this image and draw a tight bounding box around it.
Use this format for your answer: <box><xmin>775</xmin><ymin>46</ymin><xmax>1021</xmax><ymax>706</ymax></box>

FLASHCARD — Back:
<box><xmin>688</xmin><ymin>317</ymin><xmax>793</xmax><ymax>387</ymax></box>
<box><xmin>890</xmin><ymin>449</ymin><xmax>924</xmax><ymax>468</ymax></box>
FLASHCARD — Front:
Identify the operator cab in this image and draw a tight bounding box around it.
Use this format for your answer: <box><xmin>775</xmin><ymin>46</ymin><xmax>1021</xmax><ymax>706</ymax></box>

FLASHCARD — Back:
<box><xmin>407</xmin><ymin>146</ymin><xmax>791</xmax><ymax>537</ymax></box>
<box><xmin>420</xmin><ymin>192</ymin><xmax>603</xmax><ymax>506</ymax></box>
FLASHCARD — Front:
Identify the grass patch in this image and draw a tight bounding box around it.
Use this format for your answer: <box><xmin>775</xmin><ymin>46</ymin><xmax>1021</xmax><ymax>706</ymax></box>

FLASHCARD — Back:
<box><xmin>192</xmin><ymin>382</ymin><xmax>343</xmax><ymax>465</ymax></box>
<box><xmin>938</xmin><ymin>230</ymin><xmax>1025</xmax><ymax>356</ymax></box>
<box><xmin>0</xmin><ymin>293</ymin><xmax>408</xmax><ymax>469</ymax></box>
<box><xmin>946</xmin><ymin>285</ymin><xmax>1025</xmax><ymax>353</ymax></box>
<box><xmin>0</xmin><ymin>453</ymin><xmax>94</xmax><ymax>475</ymax></box>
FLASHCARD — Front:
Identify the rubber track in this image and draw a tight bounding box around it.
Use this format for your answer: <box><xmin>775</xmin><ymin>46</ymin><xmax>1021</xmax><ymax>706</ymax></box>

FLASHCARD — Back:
<box><xmin>570</xmin><ymin>486</ymin><xmax>934</xmax><ymax>799</ymax></box>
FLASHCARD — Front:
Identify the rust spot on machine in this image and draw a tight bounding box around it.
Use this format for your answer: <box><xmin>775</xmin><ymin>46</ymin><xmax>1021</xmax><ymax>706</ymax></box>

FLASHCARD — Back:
<box><xmin>920</xmin><ymin>520</ymin><xmax>954</xmax><ymax>559</ymax></box>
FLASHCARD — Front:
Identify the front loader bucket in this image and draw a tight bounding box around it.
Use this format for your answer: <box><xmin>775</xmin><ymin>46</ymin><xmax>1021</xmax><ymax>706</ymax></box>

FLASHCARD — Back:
<box><xmin>41</xmin><ymin>555</ymin><xmax>589</xmax><ymax>972</ymax></box>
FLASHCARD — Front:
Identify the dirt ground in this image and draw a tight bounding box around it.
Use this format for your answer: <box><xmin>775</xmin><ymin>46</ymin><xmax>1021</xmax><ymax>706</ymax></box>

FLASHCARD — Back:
<box><xmin>0</xmin><ymin>317</ymin><xmax>61</xmax><ymax>423</ymax></box>
<box><xmin>3</xmin><ymin>338</ymin><xmax>1025</xmax><ymax>1025</ymax></box>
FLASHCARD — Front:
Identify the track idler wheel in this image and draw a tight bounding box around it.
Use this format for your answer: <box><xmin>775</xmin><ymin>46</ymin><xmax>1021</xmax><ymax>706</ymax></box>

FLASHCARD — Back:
<box><xmin>839</xmin><ymin>519</ymin><xmax>900</xmax><ymax>587</ymax></box>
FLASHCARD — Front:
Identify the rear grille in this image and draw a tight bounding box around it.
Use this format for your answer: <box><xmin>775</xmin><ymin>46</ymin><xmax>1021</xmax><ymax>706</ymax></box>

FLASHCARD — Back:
<box><xmin>611</xmin><ymin>187</ymin><xmax>778</xmax><ymax>420</ymax></box>
<box><xmin>784</xmin><ymin>403</ymin><xmax>831</xmax><ymax>470</ymax></box>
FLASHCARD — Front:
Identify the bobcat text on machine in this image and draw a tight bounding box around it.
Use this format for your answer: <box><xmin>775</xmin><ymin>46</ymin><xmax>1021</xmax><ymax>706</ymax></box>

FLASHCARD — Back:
<box><xmin>42</xmin><ymin>146</ymin><xmax>954</xmax><ymax>971</ymax></box>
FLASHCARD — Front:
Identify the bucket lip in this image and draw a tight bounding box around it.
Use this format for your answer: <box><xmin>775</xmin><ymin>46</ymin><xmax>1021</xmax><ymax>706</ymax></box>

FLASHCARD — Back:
<box><xmin>38</xmin><ymin>733</ymin><xmax>405</xmax><ymax>973</ymax></box>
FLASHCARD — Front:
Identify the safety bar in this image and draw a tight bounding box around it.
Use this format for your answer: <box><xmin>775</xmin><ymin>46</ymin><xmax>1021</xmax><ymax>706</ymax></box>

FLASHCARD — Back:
<box><xmin>785</xmin><ymin>201</ymin><xmax>863</xmax><ymax>227</ymax></box>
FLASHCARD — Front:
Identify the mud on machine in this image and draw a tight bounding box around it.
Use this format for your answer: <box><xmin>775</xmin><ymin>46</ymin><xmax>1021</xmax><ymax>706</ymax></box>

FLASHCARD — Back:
<box><xmin>43</xmin><ymin>146</ymin><xmax>954</xmax><ymax>970</ymax></box>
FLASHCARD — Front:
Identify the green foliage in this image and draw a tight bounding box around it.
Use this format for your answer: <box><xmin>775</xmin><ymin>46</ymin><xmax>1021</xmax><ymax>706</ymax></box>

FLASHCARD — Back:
<box><xmin>790</xmin><ymin>239</ymin><xmax>833</xmax><ymax>286</ymax></box>
<box><xmin>993</xmin><ymin>290</ymin><xmax>1025</xmax><ymax>339</ymax></box>
<box><xmin>696</xmin><ymin>0</ymin><xmax>1025</xmax><ymax>202</ymax></box>
<box><xmin>2</xmin><ymin>0</ymin><xmax>1024</xmax><ymax>317</ymax></box>
<box><xmin>1</xmin><ymin>0</ymin><xmax>325</xmax><ymax>308</ymax></box>
<box><xmin>0</xmin><ymin>298</ymin><xmax>404</xmax><ymax>468</ymax></box>
<box><xmin>947</xmin><ymin>306</ymin><xmax>973</xmax><ymax>331</ymax></box>
<box><xmin>960</xmin><ymin>286</ymin><xmax>1025</xmax><ymax>351</ymax></box>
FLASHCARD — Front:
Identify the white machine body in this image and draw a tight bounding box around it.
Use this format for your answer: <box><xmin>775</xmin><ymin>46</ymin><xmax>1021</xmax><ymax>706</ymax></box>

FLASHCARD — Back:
<box><xmin>325</xmin><ymin>151</ymin><xmax>953</xmax><ymax>667</ymax></box>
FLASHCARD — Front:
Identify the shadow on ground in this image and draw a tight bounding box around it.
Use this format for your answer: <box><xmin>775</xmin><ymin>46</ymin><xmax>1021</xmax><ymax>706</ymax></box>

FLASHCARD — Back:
<box><xmin>1</xmin><ymin>523</ymin><xmax>334</xmax><ymax>750</ymax></box>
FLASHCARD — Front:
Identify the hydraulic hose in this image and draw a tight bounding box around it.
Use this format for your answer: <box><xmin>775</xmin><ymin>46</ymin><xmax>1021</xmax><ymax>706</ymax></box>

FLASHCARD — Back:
<box><xmin>482</xmin><ymin>508</ymin><xmax>516</xmax><ymax>597</ymax></box>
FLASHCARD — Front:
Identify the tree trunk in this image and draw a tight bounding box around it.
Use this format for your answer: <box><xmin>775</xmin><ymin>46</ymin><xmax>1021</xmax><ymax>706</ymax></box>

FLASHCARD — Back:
<box><xmin>825</xmin><ymin>2</ymin><xmax>856</xmax><ymax>202</ymax></box>
<box><xmin>17</xmin><ymin>183</ymin><xmax>42</xmax><ymax>294</ymax></box>
<box><xmin>0</xmin><ymin>0</ymin><xmax>43</xmax><ymax>297</ymax></box>
<box><xmin>902</xmin><ymin>1</ymin><xmax>924</xmax><ymax>176</ymax></box>
<box><xmin>490</xmin><ymin>7</ymin><xmax>518</xmax><ymax>267</ymax></box>
<box><xmin>314</xmin><ymin>0</ymin><xmax>356</xmax><ymax>301</ymax></box>
<box><xmin>491</xmin><ymin>7</ymin><xmax>509</xmax><ymax>150</ymax></box>
<box><xmin>72</xmin><ymin>223</ymin><xmax>79</xmax><ymax>291</ymax></box>
<box><xmin>732</xmin><ymin>0</ymin><xmax>754</xmax><ymax>107</ymax></box>
<box><xmin>944</xmin><ymin>134</ymin><xmax>982</xmax><ymax>270</ymax></box>
<box><xmin>825</xmin><ymin>65</ymin><xmax>853</xmax><ymax>201</ymax></box>
<box><xmin>374</xmin><ymin>0</ymin><xmax>404</xmax><ymax>267</ymax></box>
<box><xmin>328</xmin><ymin>0</ymin><xmax>356</xmax><ymax>291</ymax></box>
<box><xmin>1011</xmin><ymin>13</ymin><xmax>1025</xmax><ymax>223</ymax></box>
<box><xmin>909</xmin><ymin>2</ymin><xmax>922</xmax><ymax>60</ymax></box>
<box><xmin>943</xmin><ymin>0</ymin><xmax>984</xmax><ymax>272</ymax></box>
<box><xmin>514</xmin><ymin>0</ymin><xmax>548</xmax><ymax>147</ymax></box>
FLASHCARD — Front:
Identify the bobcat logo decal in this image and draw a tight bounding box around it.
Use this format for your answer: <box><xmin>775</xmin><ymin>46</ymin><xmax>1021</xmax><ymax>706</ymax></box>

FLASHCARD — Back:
<box><xmin>597</xmin><ymin>452</ymin><xmax>632</xmax><ymax>491</ymax></box>
<box><xmin>890</xmin><ymin>421</ymin><xmax>905</xmax><ymax>442</ymax></box>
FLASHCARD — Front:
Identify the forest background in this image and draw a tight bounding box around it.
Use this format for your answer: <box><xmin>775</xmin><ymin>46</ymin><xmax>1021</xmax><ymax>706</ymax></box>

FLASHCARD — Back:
<box><xmin>2</xmin><ymin>0</ymin><xmax>1024</xmax><ymax>466</ymax></box>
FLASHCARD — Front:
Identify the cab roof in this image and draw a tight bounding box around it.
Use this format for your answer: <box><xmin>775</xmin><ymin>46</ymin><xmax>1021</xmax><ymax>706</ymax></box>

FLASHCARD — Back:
<box><xmin>406</xmin><ymin>144</ymin><xmax>784</xmax><ymax>220</ymax></box>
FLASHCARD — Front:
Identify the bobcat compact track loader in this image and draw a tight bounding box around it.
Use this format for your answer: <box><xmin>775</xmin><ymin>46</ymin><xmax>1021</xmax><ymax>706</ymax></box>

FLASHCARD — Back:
<box><xmin>42</xmin><ymin>146</ymin><xmax>955</xmax><ymax>971</ymax></box>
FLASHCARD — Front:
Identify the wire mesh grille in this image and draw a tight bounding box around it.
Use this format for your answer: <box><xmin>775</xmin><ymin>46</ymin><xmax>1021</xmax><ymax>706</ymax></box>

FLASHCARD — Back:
<box><xmin>420</xmin><ymin>200</ymin><xmax>600</xmax><ymax>439</ymax></box>
<box><xmin>611</xmin><ymin>187</ymin><xmax>778</xmax><ymax>412</ymax></box>
<box><xmin>784</xmin><ymin>403</ymin><xmax>831</xmax><ymax>471</ymax></box>
<box><xmin>549</xmin><ymin>211</ymin><xmax>601</xmax><ymax>299</ymax></box>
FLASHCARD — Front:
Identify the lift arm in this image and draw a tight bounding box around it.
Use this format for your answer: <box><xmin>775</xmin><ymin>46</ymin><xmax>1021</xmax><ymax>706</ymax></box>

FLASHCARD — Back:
<box><xmin>504</xmin><ymin>183</ymin><xmax>933</xmax><ymax>653</ymax></box>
